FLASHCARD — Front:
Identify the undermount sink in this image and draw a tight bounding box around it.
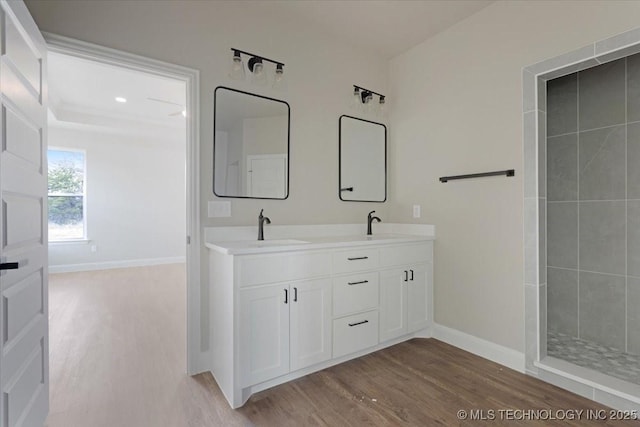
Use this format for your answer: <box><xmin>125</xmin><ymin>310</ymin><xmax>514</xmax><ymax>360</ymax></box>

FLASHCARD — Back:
<box><xmin>250</xmin><ymin>239</ymin><xmax>310</xmax><ymax>247</ymax></box>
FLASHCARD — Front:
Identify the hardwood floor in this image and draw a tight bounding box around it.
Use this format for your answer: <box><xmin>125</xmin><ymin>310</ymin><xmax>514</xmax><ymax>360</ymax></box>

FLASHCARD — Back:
<box><xmin>46</xmin><ymin>264</ymin><xmax>637</xmax><ymax>426</ymax></box>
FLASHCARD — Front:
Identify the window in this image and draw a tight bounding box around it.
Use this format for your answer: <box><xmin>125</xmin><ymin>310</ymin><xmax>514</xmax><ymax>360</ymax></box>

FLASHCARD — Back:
<box><xmin>48</xmin><ymin>148</ymin><xmax>86</xmax><ymax>241</ymax></box>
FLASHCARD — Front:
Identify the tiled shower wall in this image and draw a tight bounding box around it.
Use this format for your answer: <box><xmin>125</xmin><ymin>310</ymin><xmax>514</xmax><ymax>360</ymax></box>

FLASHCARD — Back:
<box><xmin>547</xmin><ymin>54</ymin><xmax>640</xmax><ymax>355</ymax></box>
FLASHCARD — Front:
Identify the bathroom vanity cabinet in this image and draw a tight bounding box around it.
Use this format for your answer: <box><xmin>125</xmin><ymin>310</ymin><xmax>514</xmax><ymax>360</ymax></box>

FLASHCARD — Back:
<box><xmin>207</xmin><ymin>233</ymin><xmax>433</xmax><ymax>408</ymax></box>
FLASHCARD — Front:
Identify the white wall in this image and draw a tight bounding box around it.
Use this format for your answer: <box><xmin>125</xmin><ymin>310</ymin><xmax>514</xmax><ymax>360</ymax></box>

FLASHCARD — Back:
<box><xmin>389</xmin><ymin>0</ymin><xmax>640</xmax><ymax>352</ymax></box>
<box><xmin>24</xmin><ymin>0</ymin><xmax>389</xmax><ymax>359</ymax></box>
<box><xmin>24</xmin><ymin>0</ymin><xmax>390</xmax><ymax>224</ymax></box>
<box><xmin>48</xmin><ymin>126</ymin><xmax>186</xmax><ymax>271</ymax></box>
<box><xmin>30</xmin><ymin>0</ymin><xmax>640</xmax><ymax>364</ymax></box>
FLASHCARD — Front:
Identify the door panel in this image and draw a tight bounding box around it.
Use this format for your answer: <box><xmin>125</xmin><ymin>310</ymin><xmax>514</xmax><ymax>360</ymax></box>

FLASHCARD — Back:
<box><xmin>407</xmin><ymin>264</ymin><xmax>430</xmax><ymax>333</ymax></box>
<box><xmin>3</xmin><ymin>194</ymin><xmax>42</xmax><ymax>249</ymax></box>
<box><xmin>379</xmin><ymin>268</ymin><xmax>407</xmax><ymax>341</ymax></box>
<box><xmin>4</xmin><ymin>106</ymin><xmax>42</xmax><ymax>169</ymax></box>
<box><xmin>6</xmin><ymin>340</ymin><xmax>44</xmax><ymax>427</ymax></box>
<box><xmin>0</xmin><ymin>1</ymin><xmax>48</xmax><ymax>426</ymax></box>
<box><xmin>239</xmin><ymin>284</ymin><xmax>289</xmax><ymax>387</ymax></box>
<box><xmin>4</xmin><ymin>270</ymin><xmax>42</xmax><ymax>344</ymax></box>
<box><xmin>290</xmin><ymin>278</ymin><xmax>332</xmax><ymax>371</ymax></box>
<box><xmin>1</xmin><ymin>62</ymin><xmax>42</xmax><ymax>122</ymax></box>
<box><xmin>4</xmin><ymin>16</ymin><xmax>41</xmax><ymax>94</ymax></box>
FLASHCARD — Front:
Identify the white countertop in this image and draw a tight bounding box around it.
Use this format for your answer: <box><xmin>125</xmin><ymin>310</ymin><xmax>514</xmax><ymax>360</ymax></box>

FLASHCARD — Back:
<box><xmin>206</xmin><ymin>233</ymin><xmax>435</xmax><ymax>255</ymax></box>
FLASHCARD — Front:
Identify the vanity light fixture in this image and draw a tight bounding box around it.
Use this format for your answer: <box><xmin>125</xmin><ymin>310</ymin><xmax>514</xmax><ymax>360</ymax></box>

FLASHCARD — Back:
<box><xmin>351</xmin><ymin>85</ymin><xmax>386</xmax><ymax>117</ymax></box>
<box><xmin>229</xmin><ymin>48</ymin><xmax>285</xmax><ymax>89</ymax></box>
<box><xmin>115</xmin><ymin>96</ymin><xmax>127</xmax><ymax>103</ymax></box>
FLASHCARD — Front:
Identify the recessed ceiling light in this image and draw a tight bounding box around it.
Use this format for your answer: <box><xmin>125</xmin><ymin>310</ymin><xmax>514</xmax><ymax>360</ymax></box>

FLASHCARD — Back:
<box><xmin>182</xmin><ymin>110</ymin><xmax>187</xmax><ymax>117</ymax></box>
<box><xmin>115</xmin><ymin>97</ymin><xmax>127</xmax><ymax>103</ymax></box>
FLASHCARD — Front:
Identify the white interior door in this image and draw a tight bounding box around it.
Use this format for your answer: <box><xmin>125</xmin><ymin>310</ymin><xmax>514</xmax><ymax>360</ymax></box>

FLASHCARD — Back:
<box><xmin>246</xmin><ymin>154</ymin><xmax>287</xmax><ymax>198</ymax></box>
<box><xmin>0</xmin><ymin>1</ymin><xmax>48</xmax><ymax>426</ymax></box>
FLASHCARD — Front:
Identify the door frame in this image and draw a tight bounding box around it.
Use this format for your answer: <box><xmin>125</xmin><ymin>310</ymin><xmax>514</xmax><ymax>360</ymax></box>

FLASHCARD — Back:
<box><xmin>43</xmin><ymin>33</ymin><xmax>203</xmax><ymax>375</ymax></box>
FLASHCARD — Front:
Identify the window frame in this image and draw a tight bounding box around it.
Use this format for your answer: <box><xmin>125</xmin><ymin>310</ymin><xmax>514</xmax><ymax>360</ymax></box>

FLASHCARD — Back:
<box><xmin>47</xmin><ymin>146</ymin><xmax>88</xmax><ymax>243</ymax></box>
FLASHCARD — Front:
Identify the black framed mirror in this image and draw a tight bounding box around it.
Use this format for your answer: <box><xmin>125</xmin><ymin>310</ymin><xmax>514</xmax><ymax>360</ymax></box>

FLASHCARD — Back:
<box><xmin>339</xmin><ymin>115</ymin><xmax>387</xmax><ymax>202</ymax></box>
<box><xmin>213</xmin><ymin>86</ymin><xmax>290</xmax><ymax>199</ymax></box>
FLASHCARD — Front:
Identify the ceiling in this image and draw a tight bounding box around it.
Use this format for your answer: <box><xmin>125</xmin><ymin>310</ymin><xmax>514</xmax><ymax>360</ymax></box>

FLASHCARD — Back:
<box><xmin>269</xmin><ymin>0</ymin><xmax>494</xmax><ymax>58</ymax></box>
<box><xmin>47</xmin><ymin>1</ymin><xmax>493</xmax><ymax>136</ymax></box>
<box><xmin>48</xmin><ymin>52</ymin><xmax>186</xmax><ymax>138</ymax></box>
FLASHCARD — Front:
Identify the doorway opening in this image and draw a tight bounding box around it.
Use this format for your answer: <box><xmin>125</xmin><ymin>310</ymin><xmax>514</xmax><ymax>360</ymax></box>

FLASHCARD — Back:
<box><xmin>44</xmin><ymin>34</ymin><xmax>202</xmax><ymax>379</ymax></box>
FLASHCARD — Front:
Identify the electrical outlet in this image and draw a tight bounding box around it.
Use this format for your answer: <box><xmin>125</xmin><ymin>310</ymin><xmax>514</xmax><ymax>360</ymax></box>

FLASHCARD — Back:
<box><xmin>91</xmin><ymin>245</ymin><xmax>97</xmax><ymax>253</ymax></box>
<box><xmin>413</xmin><ymin>205</ymin><xmax>421</xmax><ymax>218</ymax></box>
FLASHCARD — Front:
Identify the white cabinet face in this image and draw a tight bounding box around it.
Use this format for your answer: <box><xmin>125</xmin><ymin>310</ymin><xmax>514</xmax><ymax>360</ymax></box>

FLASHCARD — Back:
<box><xmin>379</xmin><ymin>268</ymin><xmax>407</xmax><ymax>341</ymax></box>
<box><xmin>379</xmin><ymin>263</ymin><xmax>431</xmax><ymax>341</ymax></box>
<box><xmin>407</xmin><ymin>264</ymin><xmax>431</xmax><ymax>333</ymax></box>
<box><xmin>290</xmin><ymin>278</ymin><xmax>332</xmax><ymax>371</ymax></box>
<box><xmin>239</xmin><ymin>284</ymin><xmax>290</xmax><ymax>387</ymax></box>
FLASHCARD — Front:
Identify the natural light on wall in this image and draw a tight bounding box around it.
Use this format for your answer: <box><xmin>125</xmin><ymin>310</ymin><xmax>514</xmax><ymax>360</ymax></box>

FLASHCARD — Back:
<box><xmin>48</xmin><ymin>148</ymin><xmax>86</xmax><ymax>241</ymax></box>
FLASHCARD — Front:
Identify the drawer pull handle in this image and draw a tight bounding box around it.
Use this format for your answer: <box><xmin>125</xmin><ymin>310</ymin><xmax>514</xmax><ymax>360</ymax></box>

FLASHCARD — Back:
<box><xmin>293</xmin><ymin>287</ymin><xmax>298</xmax><ymax>302</ymax></box>
<box><xmin>410</xmin><ymin>270</ymin><xmax>414</xmax><ymax>281</ymax></box>
<box><xmin>348</xmin><ymin>280</ymin><xmax>369</xmax><ymax>286</ymax></box>
<box><xmin>404</xmin><ymin>270</ymin><xmax>408</xmax><ymax>282</ymax></box>
<box><xmin>347</xmin><ymin>256</ymin><xmax>369</xmax><ymax>261</ymax></box>
<box><xmin>284</xmin><ymin>289</ymin><xmax>288</xmax><ymax>304</ymax></box>
<box><xmin>348</xmin><ymin>320</ymin><xmax>369</xmax><ymax>327</ymax></box>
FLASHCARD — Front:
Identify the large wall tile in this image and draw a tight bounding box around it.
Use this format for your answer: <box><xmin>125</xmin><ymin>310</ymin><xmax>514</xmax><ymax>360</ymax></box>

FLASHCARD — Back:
<box><xmin>579</xmin><ymin>125</ymin><xmax>625</xmax><ymax>200</ymax></box>
<box><xmin>579</xmin><ymin>58</ymin><xmax>626</xmax><ymax>131</ymax></box>
<box><xmin>579</xmin><ymin>201</ymin><xmax>625</xmax><ymax>275</ymax></box>
<box><xmin>627</xmin><ymin>53</ymin><xmax>640</xmax><ymax>122</ymax></box>
<box><xmin>547</xmin><ymin>133</ymin><xmax>577</xmax><ymax>201</ymax></box>
<box><xmin>579</xmin><ymin>271</ymin><xmax>626</xmax><ymax>350</ymax></box>
<box><xmin>628</xmin><ymin>278</ymin><xmax>640</xmax><ymax>355</ymax></box>
<box><xmin>628</xmin><ymin>201</ymin><xmax>640</xmax><ymax>277</ymax></box>
<box><xmin>547</xmin><ymin>202</ymin><xmax>578</xmax><ymax>269</ymax></box>
<box><xmin>547</xmin><ymin>267</ymin><xmax>578</xmax><ymax>337</ymax></box>
<box><xmin>628</xmin><ymin>122</ymin><xmax>640</xmax><ymax>199</ymax></box>
<box><xmin>547</xmin><ymin>73</ymin><xmax>577</xmax><ymax>137</ymax></box>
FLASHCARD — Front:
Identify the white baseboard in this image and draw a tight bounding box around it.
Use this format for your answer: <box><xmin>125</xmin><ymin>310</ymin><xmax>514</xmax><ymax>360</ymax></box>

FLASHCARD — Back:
<box><xmin>49</xmin><ymin>256</ymin><xmax>186</xmax><ymax>273</ymax></box>
<box><xmin>433</xmin><ymin>323</ymin><xmax>525</xmax><ymax>373</ymax></box>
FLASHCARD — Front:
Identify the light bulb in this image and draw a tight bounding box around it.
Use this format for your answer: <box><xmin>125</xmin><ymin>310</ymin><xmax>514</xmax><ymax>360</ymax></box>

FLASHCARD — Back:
<box><xmin>351</xmin><ymin>87</ymin><xmax>361</xmax><ymax>110</ymax></box>
<box><xmin>273</xmin><ymin>64</ymin><xmax>287</xmax><ymax>90</ymax></box>
<box><xmin>228</xmin><ymin>50</ymin><xmax>245</xmax><ymax>80</ymax></box>
<box><xmin>378</xmin><ymin>96</ymin><xmax>386</xmax><ymax>118</ymax></box>
<box><xmin>250</xmin><ymin>57</ymin><xmax>267</xmax><ymax>86</ymax></box>
<box><xmin>365</xmin><ymin>92</ymin><xmax>375</xmax><ymax>114</ymax></box>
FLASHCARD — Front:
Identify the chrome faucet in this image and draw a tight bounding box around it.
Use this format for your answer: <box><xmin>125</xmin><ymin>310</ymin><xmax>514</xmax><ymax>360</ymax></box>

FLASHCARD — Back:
<box><xmin>367</xmin><ymin>210</ymin><xmax>381</xmax><ymax>235</ymax></box>
<box><xmin>258</xmin><ymin>209</ymin><xmax>271</xmax><ymax>241</ymax></box>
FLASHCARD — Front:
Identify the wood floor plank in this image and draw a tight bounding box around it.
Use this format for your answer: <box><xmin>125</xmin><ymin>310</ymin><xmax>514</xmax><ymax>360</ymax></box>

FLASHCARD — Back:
<box><xmin>46</xmin><ymin>265</ymin><xmax>638</xmax><ymax>426</ymax></box>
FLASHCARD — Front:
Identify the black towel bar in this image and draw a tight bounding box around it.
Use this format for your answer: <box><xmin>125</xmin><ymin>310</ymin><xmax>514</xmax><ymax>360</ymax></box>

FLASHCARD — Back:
<box><xmin>439</xmin><ymin>169</ymin><xmax>515</xmax><ymax>183</ymax></box>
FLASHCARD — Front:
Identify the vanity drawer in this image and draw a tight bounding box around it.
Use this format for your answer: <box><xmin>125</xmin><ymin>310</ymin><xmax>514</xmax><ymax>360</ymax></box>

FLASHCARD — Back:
<box><xmin>332</xmin><ymin>248</ymin><xmax>379</xmax><ymax>274</ymax></box>
<box><xmin>238</xmin><ymin>251</ymin><xmax>331</xmax><ymax>287</ymax></box>
<box><xmin>333</xmin><ymin>310</ymin><xmax>379</xmax><ymax>358</ymax></box>
<box><xmin>333</xmin><ymin>272</ymin><xmax>379</xmax><ymax>317</ymax></box>
<box><xmin>379</xmin><ymin>242</ymin><xmax>432</xmax><ymax>268</ymax></box>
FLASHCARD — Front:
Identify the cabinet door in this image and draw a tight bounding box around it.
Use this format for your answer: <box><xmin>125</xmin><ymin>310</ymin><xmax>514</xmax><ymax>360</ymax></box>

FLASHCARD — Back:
<box><xmin>290</xmin><ymin>278</ymin><xmax>332</xmax><ymax>371</ymax></box>
<box><xmin>407</xmin><ymin>263</ymin><xmax>431</xmax><ymax>333</ymax></box>
<box><xmin>239</xmin><ymin>284</ymin><xmax>290</xmax><ymax>387</ymax></box>
<box><xmin>379</xmin><ymin>268</ymin><xmax>407</xmax><ymax>341</ymax></box>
